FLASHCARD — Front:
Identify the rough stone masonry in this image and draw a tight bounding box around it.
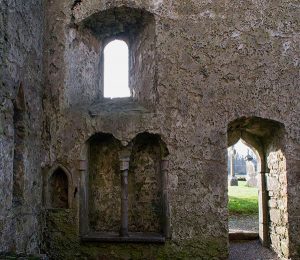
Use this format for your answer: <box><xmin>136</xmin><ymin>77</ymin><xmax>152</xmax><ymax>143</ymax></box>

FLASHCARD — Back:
<box><xmin>0</xmin><ymin>0</ymin><xmax>299</xmax><ymax>259</ymax></box>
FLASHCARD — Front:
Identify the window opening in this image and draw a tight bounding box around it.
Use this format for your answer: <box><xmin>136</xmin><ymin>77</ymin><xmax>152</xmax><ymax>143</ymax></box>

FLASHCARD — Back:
<box><xmin>104</xmin><ymin>40</ymin><xmax>130</xmax><ymax>98</ymax></box>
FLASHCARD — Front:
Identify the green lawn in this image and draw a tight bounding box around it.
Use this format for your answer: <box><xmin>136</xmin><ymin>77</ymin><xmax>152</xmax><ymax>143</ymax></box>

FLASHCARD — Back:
<box><xmin>228</xmin><ymin>181</ymin><xmax>258</xmax><ymax>215</ymax></box>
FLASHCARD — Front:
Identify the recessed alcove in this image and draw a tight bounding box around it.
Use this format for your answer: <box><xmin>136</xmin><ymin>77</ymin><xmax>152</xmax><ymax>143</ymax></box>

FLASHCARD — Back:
<box><xmin>65</xmin><ymin>6</ymin><xmax>157</xmax><ymax>108</ymax></box>
<box><xmin>45</xmin><ymin>165</ymin><xmax>73</xmax><ymax>209</ymax></box>
<box><xmin>80</xmin><ymin>132</ymin><xmax>170</xmax><ymax>242</ymax></box>
<box><xmin>88</xmin><ymin>133</ymin><xmax>122</xmax><ymax>232</ymax></box>
<box><xmin>128</xmin><ymin>133</ymin><xmax>169</xmax><ymax>233</ymax></box>
<box><xmin>49</xmin><ymin>168</ymin><xmax>69</xmax><ymax>209</ymax></box>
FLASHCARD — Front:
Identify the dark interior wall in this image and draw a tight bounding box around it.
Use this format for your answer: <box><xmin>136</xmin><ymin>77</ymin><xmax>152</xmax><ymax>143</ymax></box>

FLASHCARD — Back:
<box><xmin>0</xmin><ymin>0</ymin><xmax>44</xmax><ymax>254</ymax></box>
<box><xmin>41</xmin><ymin>0</ymin><xmax>299</xmax><ymax>259</ymax></box>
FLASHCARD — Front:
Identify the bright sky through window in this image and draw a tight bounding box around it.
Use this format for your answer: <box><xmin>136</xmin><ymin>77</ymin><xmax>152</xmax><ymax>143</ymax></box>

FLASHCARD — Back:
<box><xmin>104</xmin><ymin>40</ymin><xmax>130</xmax><ymax>98</ymax></box>
<box><xmin>229</xmin><ymin>139</ymin><xmax>256</xmax><ymax>159</ymax></box>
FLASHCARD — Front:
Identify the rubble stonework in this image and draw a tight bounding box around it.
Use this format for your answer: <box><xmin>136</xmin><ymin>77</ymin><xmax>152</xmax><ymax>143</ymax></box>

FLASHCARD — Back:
<box><xmin>0</xmin><ymin>0</ymin><xmax>43</xmax><ymax>254</ymax></box>
<box><xmin>0</xmin><ymin>0</ymin><xmax>300</xmax><ymax>259</ymax></box>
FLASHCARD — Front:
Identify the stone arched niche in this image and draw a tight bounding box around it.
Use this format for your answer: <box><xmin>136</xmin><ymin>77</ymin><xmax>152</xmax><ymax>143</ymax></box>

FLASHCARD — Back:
<box><xmin>46</xmin><ymin>165</ymin><xmax>73</xmax><ymax>209</ymax></box>
<box><xmin>80</xmin><ymin>132</ymin><xmax>170</xmax><ymax>242</ymax></box>
<box><xmin>87</xmin><ymin>133</ymin><xmax>122</xmax><ymax>232</ymax></box>
<box><xmin>128</xmin><ymin>133</ymin><xmax>169</xmax><ymax>233</ymax></box>
<box><xmin>227</xmin><ymin>116</ymin><xmax>287</xmax><ymax>256</ymax></box>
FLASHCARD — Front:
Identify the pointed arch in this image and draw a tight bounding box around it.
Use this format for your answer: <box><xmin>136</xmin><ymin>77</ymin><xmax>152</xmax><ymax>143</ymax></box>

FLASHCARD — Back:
<box><xmin>87</xmin><ymin>133</ymin><xmax>123</xmax><ymax>232</ymax></box>
<box><xmin>46</xmin><ymin>164</ymin><xmax>73</xmax><ymax>209</ymax></box>
<box><xmin>227</xmin><ymin>116</ymin><xmax>286</xmax><ymax>254</ymax></box>
<box><xmin>128</xmin><ymin>132</ymin><xmax>169</xmax><ymax>233</ymax></box>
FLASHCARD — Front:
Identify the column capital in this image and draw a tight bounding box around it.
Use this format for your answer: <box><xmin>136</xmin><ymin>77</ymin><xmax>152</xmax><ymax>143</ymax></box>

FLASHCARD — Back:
<box><xmin>161</xmin><ymin>158</ymin><xmax>169</xmax><ymax>171</ymax></box>
<box><xmin>120</xmin><ymin>157</ymin><xmax>130</xmax><ymax>171</ymax></box>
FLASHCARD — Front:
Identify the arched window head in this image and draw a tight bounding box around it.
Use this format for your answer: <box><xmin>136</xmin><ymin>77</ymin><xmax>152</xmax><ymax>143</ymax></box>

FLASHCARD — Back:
<box><xmin>104</xmin><ymin>40</ymin><xmax>130</xmax><ymax>98</ymax></box>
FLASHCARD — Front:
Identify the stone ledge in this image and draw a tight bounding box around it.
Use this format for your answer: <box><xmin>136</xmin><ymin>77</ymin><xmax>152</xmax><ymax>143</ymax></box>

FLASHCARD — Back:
<box><xmin>81</xmin><ymin>232</ymin><xmax>165</xmax><ymax>243</ymax></box>
<box><xmin>229</xmin><ymin>231</ymin><xmax>259</xmax><ymax>241</ymax></box>
<box><xmin>88</xmin><ymin>98</ymin><xmax>151</xmax><ymax>117</ymax></box>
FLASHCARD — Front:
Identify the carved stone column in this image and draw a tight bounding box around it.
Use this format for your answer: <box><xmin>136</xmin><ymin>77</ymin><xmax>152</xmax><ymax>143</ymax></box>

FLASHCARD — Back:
<box><xmin>120</xmin><ymin>157</ymin><xmax>130</xmax><ymax>237</ymax></box>
<box><xmin>161</xmin><ymin>158</ymin><xmax>170</xmax><ymax>238</ymax></box>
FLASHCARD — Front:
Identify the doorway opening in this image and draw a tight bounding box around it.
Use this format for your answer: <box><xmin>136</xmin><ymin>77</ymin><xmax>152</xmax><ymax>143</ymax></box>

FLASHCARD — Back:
<box><xmin>228</xmin><ymin>139</ymin><xmax>260</xmax><ymax>238</ymax></box>
<box><xmin>227</xmin><ymin>117</ymin><xmax>286</xmax><ymax>253</ymax></box>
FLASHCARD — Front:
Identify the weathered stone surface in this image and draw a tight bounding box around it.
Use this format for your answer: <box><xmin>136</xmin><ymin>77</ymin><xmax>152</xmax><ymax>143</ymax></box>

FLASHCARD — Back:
<box><xmin>49</xmin><ymin>168</ymin><xmax>69</xmax><ymax>209</ymax></box>
<box><xmin>88</xmin><ymin>134</ymin><xmax>122</xmax><ymax>232</ymax></box>
<box><xmin>0</xmin><ymin>0</ymin><xmax>299</xmax><ymax>259</ymax></box>
<box><xmin>0</xmin><ymin>0</ymin><xmax>43</xmax><ymax>255</ymax></box>
<box><xmin>128</xmin><ymin>133</ymin><xmax>167</xmax><ymax>233</ymax></box>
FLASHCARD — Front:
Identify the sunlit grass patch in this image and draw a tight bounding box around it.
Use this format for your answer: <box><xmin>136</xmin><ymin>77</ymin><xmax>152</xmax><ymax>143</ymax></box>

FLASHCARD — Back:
<box><xmin>228</xmin><ymin>181</ymin><xmax>258</xmax><ymax>215</ymax></box>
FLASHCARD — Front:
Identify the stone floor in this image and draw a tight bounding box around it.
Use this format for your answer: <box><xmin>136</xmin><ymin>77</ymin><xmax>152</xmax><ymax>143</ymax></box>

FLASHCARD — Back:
<box><xmin>229</xmin><ymin>240</ymin><xmax>279</xmax><ymax>260</ymax></box>
<box><xmin>229</xmin><ymin>214</ymin><xmax>258</xmax><ymax>232</ymax></box>
<box><xmin>229</xmin><ymin>215</ymin><xmax>278</xmax><ymax>260</ymax></box>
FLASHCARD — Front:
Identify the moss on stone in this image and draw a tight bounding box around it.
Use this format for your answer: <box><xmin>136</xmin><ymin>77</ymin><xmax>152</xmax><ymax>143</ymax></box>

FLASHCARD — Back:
<box><xmin>56</xmin><ymin>238</ymin><xmax>228</xmax><ymax>259</ymax></box>
<box><xmin>43</xmin><ymin>209</ymin><xmax>79</xmax><ymax>259</ymax></box>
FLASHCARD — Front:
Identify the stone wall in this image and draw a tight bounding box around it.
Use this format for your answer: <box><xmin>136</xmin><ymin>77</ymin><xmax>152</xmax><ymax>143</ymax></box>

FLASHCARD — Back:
<box><xmin>267</xmin><ymin>149</ymin><xmax>288</xmax><ymax>257</ymax></box>
<box><xmin>0</xmin><ymin>0</ymin><xmax>299</xmax><ymax>258</ymax></box>
<box><xmin>64</xmin><ymin>28</ymin><xmax>102</xmax><ymax>107</ymax></box>
<box><xmin>41</xmin><ymin>0</ymin><xmax>299</xmax><ymax>259</ymax></box>
<box><xmin>265</xmin><ymin>128</ymin><xmax>288</xmax><ymax>257</ymax></box>
<box><xmin>0</xmin><ymin>0</ymin><xmax>43</xmax><ymax>255</ymax></box>
<box><xmin>286</xmin><ymin>136</ymin><xmax>300</xmax><ymax>259</ymax></box>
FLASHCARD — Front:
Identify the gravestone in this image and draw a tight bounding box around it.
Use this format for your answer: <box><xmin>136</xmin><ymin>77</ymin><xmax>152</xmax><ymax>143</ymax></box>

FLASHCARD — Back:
<box><xmin>229</xmin><ymin>147</ymin><xmax>238</xmax><ymax>186</ymax></box>
<box><xmin>245</xmin><ymin>155</ymin><xmax>257</xmax><ymax>187</ymax></box>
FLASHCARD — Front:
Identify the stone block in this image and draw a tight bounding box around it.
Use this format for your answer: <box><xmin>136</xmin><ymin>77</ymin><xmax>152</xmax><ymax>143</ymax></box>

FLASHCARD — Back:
<box><xmin>270</xmin><ymin>209</ymin><xmax>281</xmax><ymax>224</ymax></box>
<box><xmin>266</xmin><ymin>176</ymin><xmax>280</xmax><ymax>191</ymax></box>
<box><xmin>268</xmin><ymin>199</ymin><xmax>277</xmax><ymax>208</ymax></box>
<box><xmin>275</xmin><ymin>226</ymin><xmax>286</xmax><ymax>236</ymax></box>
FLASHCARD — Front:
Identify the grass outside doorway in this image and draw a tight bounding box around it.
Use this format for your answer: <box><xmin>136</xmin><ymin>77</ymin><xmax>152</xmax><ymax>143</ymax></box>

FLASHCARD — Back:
<box><xmin>228</xmin><ymin>180</ymin><xmax>258</xmax><ymax>215</ymax></box>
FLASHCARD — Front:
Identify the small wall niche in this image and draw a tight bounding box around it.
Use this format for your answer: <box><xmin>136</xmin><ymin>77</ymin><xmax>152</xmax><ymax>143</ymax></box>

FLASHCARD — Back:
<box><xmin>49</xmin><ymin>168</ymin><xmax>69</xmax><ymax>208</ymax></box>
<box><xmin>46</xmin><ymin>165</ymin><xmax>72</xmax><ymax>209</ymax></box>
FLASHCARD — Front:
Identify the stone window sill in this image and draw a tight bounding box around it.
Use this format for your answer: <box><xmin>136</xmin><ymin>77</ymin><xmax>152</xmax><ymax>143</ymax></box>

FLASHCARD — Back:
<box><xmin>88</xmin><ymin>98</ymin><xmax>151</xmax><ymax>116</ymax></box>
<box><xmin>81</xmin><ymin>232</ymin><xmax>165</xmax><ymax>243</ymax></box>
